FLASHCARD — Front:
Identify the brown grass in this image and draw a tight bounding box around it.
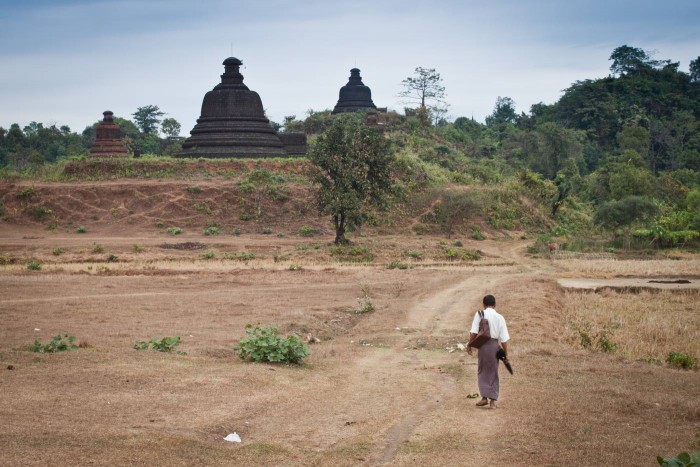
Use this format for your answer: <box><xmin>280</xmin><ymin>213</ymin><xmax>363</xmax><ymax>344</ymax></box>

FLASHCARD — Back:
<box><xmin>563</xmin><ymin>289</ymin><xmax>700</xmax><ymax>363</ymax></box>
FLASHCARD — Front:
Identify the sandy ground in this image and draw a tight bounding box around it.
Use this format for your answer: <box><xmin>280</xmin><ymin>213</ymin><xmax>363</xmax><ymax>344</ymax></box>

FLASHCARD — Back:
<box><xmin>1</xmin><ymin>224</ymin><xmax>699</xmax><ymax>466</ymax></box>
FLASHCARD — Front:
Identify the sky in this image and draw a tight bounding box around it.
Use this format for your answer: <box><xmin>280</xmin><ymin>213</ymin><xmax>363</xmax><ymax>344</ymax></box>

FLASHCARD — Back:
<box><xmin>1</xmin><ymin>0</ymin><xmax>698</xmax><ymax>136</ymax></box>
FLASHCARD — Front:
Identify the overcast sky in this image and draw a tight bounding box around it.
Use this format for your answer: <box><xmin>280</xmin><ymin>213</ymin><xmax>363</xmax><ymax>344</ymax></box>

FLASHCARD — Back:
<box><xmin>1</xmin><ymin>0</ymin><xmax>698</xmax><ymax>136</ymax></box>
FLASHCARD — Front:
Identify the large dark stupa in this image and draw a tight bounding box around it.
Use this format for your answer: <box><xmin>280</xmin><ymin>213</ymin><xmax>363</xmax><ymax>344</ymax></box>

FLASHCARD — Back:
<box><xmin>180</xmin><ymin>57</ymin><xmax>289</xmax><ymax>158</ymax></box>
<box><xmin>332</xmin><ymin>68</ymin><xmax>377</xmax><ymax>114</ymax></box>
<box><xmin>89</xmin><ymin>111</ymin><xmax>129</xmax><ymax>157</ymax></box>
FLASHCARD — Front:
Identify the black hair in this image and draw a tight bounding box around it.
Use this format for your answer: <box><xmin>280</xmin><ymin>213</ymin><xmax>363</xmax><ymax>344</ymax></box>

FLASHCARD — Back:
<box><xmin>483</xmin><ymin>295</ymin><xmax>496</xmax><ymax>307</ymax></box>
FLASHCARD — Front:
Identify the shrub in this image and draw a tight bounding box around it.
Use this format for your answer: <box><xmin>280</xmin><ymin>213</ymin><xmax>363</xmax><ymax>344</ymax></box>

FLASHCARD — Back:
<box><xmin>298</xmin><ymin>225</ymin><xmax>315</xmax><ymax>236</ymax></box>
<box><xmin>234</xmin><ymin>324</ymin><xmax>309</xmax><ymax>364</ymax></box>
<box><xmin>262</xmin><ymin>227</ymin><xmax>272</xmax><ymax>234</ymax></box>
<box><xmin>32</xmin><ymin>205</ymin><xmax>52</xmax><ymax>220</ymax></box>
<box><xmin>30</xmin><ymin>334</ymin><xmax>77</xmax><ymax>353</ymax></box>
<box><xmin>204</xmin><ymin>226</ymin><xmax>220</xmax><ymax>236</ymax></box>
<box><xmin>16</xmin><ymin>186</ymin><xmax>36</xmax><ymax>199</ymax></box>
<box><xmin>52</xmin><ymin>247</ymin><xmax>65</xmax><ymax>256</ymax></box>
<box><xmin>288</xmin><ymin>264</ymin><xmax>303</xmax><ymax>271</ymax></box>
<box><xmin>657</xmin><ymin>450</ymin><xmax>700</xmax><ymax>466</ymax></box>
<box><xmin>200</xmin><ymin>251</ymin><xmax>216</xmax><ymax>260</ymax></box>
<box><xmin>402</xmin><ymin>249</ymin><xmax>423</xmax><ymax>260</ymax></box>
<box><xmin>185</xmin><ymin>185</ymin><xmax>203</xmax><ymax>194</ymax></box>
<box><xmin>132</xmin><ymin>244</ymin><xmax>144</xmax><ymax>253</ymax></box>
<box><xmin>666</xmin><ymin>351</ymin><xmax>697</xmax><ymax>370</ymax></box>
<box><xmin>167</xmin><ymin>226</ymin><xmax>182</xmax><ymax>235</ymax></box>
<box><xmin>134</xmin><ymin>336</ymin><xmax>186</xmax><ymax>355</ymax></box>
<box><xmin>107</xmin><ymin>254</ymin><xmax>118</xmax><ymax>262</ymax></box>
<box><xmin>76</xmin><ymin>226</ymin><xmax>87</xmax><ymax>233</ymax></box>
<box><xmin>387</xmin><ymin>260</ymin><xmax>411</xmax><ymax>270</ymax></box>
<box><xmin>26</xmin><ymin>261</ymin><xmax>41</xmax><ymax>271</ymax></box>
<box><xmin>92</xmin><ymin>243</ymin><xmax>104</xmax><ymax>253</ymax></box>
<box><xmin>471</xmin><ymin>225</ymin><xmax>485</xmax><ymax>240</ymax></box>
<box><xmin>231</xmin><ymin>227</ymin><xmax>241</xmax><ymax>236</ymax></box>
<box><xmin>239</xmin><ymin>252</ymin><xmax>256</xmax><ymax>261</ymax></box>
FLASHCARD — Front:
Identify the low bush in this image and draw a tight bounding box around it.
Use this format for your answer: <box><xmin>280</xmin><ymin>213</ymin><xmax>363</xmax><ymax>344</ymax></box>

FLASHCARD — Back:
<box><xmin>387</xmin><ymin>260</ymin><xmax>411</xmax><ymax>270</ymax></box>
<box><xmin>30</xmin><ymin>334</ymin><xmax>77</xmax><ymax>353</ymax></box>
<box><xmin>167</xmin><ymin>226</ymin><xmax>182</xmax><ymax>235</ymax></box>
<box><xmin>298</xmin><ymin>225</ymin><xmax>315</xmax><ymax>236</ymax></box>
<box><xmin>92</xmin><ymin>243</ymin><xmax>104</xmax><ymax>253</ymax></box>
<box><xmin>52</xmin><ymin>247</ymin><xmax>65</xmax><ymax>256</ymax></box>
<box><xmin>234</xmin><ymin>324</ymin><xmax>309</xmax><ymax>364</ymax></box>
<box><xmin>26</xmin><ymin>261</ymin><xmax>41</xmax><ymax>271</ymax></box>
<box><xmin>666</xmin><ymin>351</ymin><xmax>697</xmax><ymax>370</ymax></box>
<box><xmin>204</xmin><ymin>226</ymin><xmax>220</xmax><ymax>236</ymax></box>
<box><xmin>75</xmin><ymin>226</ymin><xmax>87</xmax><ymax>233</ymax></box>
<box><xmin>657</xmin><ymin>450</ymin><xmax>700</xmax><ymax>466</ymax></box>
<box><xmin>134</xmin><ymin>336</ymin><xmax>186</xmax><ymax>355</ymax></box>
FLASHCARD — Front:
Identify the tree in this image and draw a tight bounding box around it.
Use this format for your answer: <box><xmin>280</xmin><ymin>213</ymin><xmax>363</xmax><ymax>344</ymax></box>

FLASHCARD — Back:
<box><xmin>399</xmin><ymin>67</ymin><xmax>446</xmax><ymax>111</ymax></box>
<box><xmin>689</xmin><ymin>56</ymin><xmax>700</xmax><ymax>83</ymax></box>
<box><xmin>593</xmin><ymin>196</ymin><xmax>658</xmax><ymax>249</ymax></box>
<box><xmin>161</xmin><ymin>118</ymin><xmax>181</xmax><ymax>139</ymax></box>
<box><xmin>485</xmin><ymin>97</ymin><xmax>517</xmax><ymax>126</ymax></box>
<box><xmin>308</xmin><ymin>114</ymin><xmax>394</xmax><ymax>244</ymax></box>
<box><xmin>132</xmin><ymin>105</ymin><xmax>165</xmax><ymax>134</ymax></box>
<box><xmin>609</xmin><ymin>45</ymin><xmax>670</xmax><ymax>77</ymax></box>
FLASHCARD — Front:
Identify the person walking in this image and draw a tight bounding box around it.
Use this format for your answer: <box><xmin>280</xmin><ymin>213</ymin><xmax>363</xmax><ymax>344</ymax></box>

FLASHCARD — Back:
<box><xmin>466</xmin><ymin>294</ymin><xmax>510</xmax><ymax>409</ymax></box>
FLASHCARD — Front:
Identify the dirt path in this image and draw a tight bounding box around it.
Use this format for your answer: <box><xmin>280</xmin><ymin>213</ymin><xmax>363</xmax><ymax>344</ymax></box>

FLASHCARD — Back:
<box><xmin>361</xmin><ymin>273</ymin><xmax>509</xmax><ymax>465</ymax></box>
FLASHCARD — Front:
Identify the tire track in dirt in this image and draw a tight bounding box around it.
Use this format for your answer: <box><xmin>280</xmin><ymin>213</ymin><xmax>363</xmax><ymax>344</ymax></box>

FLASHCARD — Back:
<box><xmin>365</xmin><ymin>273</ymin><xmax>505</xmax><ymax>465</ymax></box>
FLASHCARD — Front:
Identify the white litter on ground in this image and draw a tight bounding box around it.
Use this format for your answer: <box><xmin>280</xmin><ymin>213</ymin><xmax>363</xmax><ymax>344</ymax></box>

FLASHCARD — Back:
<box><xmin>224</xmin><ymin>432</ymin><xmax>241</xmax><ymax>443</ymax></box>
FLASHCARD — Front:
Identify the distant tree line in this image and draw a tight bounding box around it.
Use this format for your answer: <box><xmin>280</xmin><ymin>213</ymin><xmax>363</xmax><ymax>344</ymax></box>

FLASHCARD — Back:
<box><xmin>0</xmin><ymin>105</ymin><xmax>183</xmax><ymax>168</ymax></box>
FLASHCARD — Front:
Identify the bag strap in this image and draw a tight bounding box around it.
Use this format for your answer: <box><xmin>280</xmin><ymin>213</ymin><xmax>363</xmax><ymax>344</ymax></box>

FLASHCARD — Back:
<box><xmin>478</xmin><ymin>309</ymin><xmax>484</xmax><ymax>319</ymax></box>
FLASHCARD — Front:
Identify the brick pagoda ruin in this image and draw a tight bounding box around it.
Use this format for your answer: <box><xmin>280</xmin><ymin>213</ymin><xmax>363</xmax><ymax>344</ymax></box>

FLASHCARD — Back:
<box><xmin>89</xmin><ymin>111</ymin><xmax>129</xmax><ymax>157</ymax></box>
<box><xmin>332</xmin><ymin>68</ymin><xmax>377</xmax><ymax>114</ymax></box>
<box><xmin>180</xmin><ymin>57</ymin><xmax>305</xmax><ymax>158</ymax></box>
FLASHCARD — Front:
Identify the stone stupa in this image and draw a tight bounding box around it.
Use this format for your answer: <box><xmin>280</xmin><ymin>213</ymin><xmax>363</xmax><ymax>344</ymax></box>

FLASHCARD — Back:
<box><xmin>180</xmin><ymin>57</ymin><xmax>288</xmax><ymax>158</ymax></box>
<box><xmin>89</xmin><ymin>111</ymin><xmax>129</xmax><ymax>157</ymax></box>
<box><xmin>331</xmin><ymin>68</ymin><xmax>377</xmax><ymax>114</ymax></box>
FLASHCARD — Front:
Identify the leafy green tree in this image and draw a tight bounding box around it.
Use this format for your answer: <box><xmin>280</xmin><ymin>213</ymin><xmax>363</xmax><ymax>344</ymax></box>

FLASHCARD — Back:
<box><xmin>609</xmin><ymin>45</ymin><xmax>670</xmax><ymax>77</ymax></box>
<box><xmin>160</xmin><ymin>118</ymin><xmax>181</xmax><ymax>139</ymax></box>
<box><xmin>308</xmin><ymin>114</ymin><xmax>394</xmax><ymax>244</ymax></box>
<box><xmin>689</xmin><ymin>56</ymin><xmax>700</xmax><ymax>83</ymax></box>
<box><xmin>485</xmin><ymin>97</ymin><xmax>517</xmax><ymax>126</ymax></box>
<box><xmin>399</xmin><ymin>67</ymin><xmax>446</xmax><ymax>111</ymax></box>
<box><xmin>594</xmin><ymin>196</ymin><xmax>658</xmax><ymax>248</ymax></box>
<box><xmin>132</xmin><ymin>105</ymin><xmax>165</xmax><ymax>134</ymax></box>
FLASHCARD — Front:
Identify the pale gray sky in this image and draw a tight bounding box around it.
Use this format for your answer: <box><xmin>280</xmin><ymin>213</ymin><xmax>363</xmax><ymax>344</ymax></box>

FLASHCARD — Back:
<box><xmin>1</xmin><ymin>0</ymin><xmax>698</xmax><ymax>135</ymax></box>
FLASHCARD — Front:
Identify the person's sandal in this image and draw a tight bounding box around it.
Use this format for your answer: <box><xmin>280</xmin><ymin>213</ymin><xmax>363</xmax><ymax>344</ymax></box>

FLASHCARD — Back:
<box><xmin>475</xmin><ymin>399</ymin><xmax>488</xmax><ymax>407</ymax></box>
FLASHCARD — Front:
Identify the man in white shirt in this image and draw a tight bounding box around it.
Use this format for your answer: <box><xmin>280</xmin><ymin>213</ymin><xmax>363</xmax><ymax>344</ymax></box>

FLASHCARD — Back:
<box><xmin>467</xmin><ymin>294</ymin><xmax>510</xmax><ymax>409</ymax></box>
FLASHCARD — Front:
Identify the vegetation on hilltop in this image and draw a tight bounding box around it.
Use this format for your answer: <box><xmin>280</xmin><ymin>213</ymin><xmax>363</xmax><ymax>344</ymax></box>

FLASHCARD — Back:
<box><xmin>0</xmin><ymin>46</ymin><xmax>698</xmax><ymax>250</ymax></box>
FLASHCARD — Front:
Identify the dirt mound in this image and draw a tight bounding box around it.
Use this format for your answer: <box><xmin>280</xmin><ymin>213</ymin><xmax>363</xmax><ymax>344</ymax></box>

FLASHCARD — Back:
<box><xmin>0</xmin><ymin>180</ymin><xmax>327</xmax><ymax>235</ymax></box>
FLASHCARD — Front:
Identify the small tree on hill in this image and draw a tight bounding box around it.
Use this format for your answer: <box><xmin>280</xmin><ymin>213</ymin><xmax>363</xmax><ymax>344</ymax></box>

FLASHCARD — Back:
<box><xmin>308</xmin><ymin>114</ymin><xmax>394</xmax><ymax>244</ymax></box>
<box><xmin>132</xmin><ymin>105</ymin><xmax>165</xmax><ymax>134</ymax></box>
<box><xmin>593</xmin><ymin>196</ymin><xmax>658</xmax><ymax>249</ymax></box>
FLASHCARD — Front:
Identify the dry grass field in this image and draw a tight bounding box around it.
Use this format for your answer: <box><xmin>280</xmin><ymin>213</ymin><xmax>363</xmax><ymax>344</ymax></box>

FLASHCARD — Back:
<box><xmin>1</xmin><ymin>182</ymin><xmax>699</xmax><ymax>465</ymax></box>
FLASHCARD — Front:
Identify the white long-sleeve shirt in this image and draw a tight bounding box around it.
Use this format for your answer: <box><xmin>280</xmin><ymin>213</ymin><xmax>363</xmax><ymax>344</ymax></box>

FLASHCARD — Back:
<box><xmin>469</xmin><ymin>307</ymin><xmax>510</xmax><ymax>343</ymax></box>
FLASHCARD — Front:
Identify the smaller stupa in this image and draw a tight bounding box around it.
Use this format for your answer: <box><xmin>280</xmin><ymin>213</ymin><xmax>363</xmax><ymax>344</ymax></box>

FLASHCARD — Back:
<box><xmin>89</xmin><ymin>111</ymin><xmax>129</xmax><ymax>157</ymax></box>
<box><xmin>332</xmin><ymin>68</ymin><xmax>377</xmax><ymax>114</ymax></box>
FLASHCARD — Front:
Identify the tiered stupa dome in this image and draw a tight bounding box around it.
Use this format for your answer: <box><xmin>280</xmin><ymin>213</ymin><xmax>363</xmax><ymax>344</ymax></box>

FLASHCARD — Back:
<box><xmin>89</xmin><ymin>111</ymin><xmax>129</xmax><ymax>157</ymax></box>
<box><xmin>180</xmin><ymin>57</ymin><xmax>287</xmax><ymax>158</ymax></box>
<box><xmin>332</xmin><ymin>68</ymin><xmax>377</xmax><ymax>114</ymax></box>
